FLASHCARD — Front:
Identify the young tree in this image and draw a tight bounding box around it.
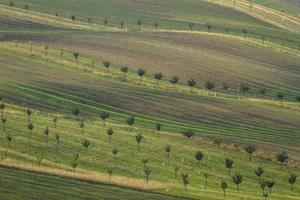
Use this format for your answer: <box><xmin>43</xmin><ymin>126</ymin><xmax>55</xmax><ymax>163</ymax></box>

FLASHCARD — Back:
<box><xmin>9</xmin><ymin>1</ymin><xmax>14</xmax><ymax>7</ymax></box>
<box><xmin>137</xmin><ymin>20</ymin><xmax>142</xmax><ymax>30</ymax></box>
<box><xmin>2</xmin><ymin>118</ymin><xmax>6</xmax><ymax>131</ymax></box>
<box><xmin>79</xmin><ymin>120</ymin><xmax>85</xmax><ymax>134</ymax></box>
<box><xmin>73</xmin><ymin>52</ymin><xmax>79</xmax><ymax>64</ymax></box>
<box><xmin>155</xmin><ymin>123</ymin><xmax>161</xmax><ymax>136</ymax></box>
<box><xmin>112</xmin><ymin>147</ymin><xmax>118</xmax><ymax>161</ymax></box>
<box><xmin>137</xmin><ymin>68</ymin><xmax>146</xmax><ymax>84</ymax></box>
<box><xmin>71</xmin><ymin>153</ymin><xmax>79</xmax><ymax>172</ymax></box>
<box><xmin>0</xmin><ymin>103</ymin><xmax>4</xmax><ymax>120</ymax></box>
<box><xmin>91</xmin><ymin>59</ymin><xmax>95</xmax><ymax>68</ymax></box>
<box><xmin>120</xmin><ymin>66</ymin><xmax>129</xmax><ymax>79</ymax></box>
<box><xmin>44</xmin><ymin>44</ymin><xmax>49</xmax><ymax>56</ymax></box>
<box><xmin>141</xmin><ymin>156</ymin><xmax>149</xmax><ymax>168</ymax></box>
<box><xmin>205</xmin><ymin>80</ymin><xmax>215</xmax><ymax>93</ymax></box>
<box><xmin>259</xmin><ymin>179</ymin><xmax>267</xmax><ymax>196</ymax></box>
<box><xmin>55</xmin><ymin>134</ymin><xmax>60</xmax><ymax>149</ymax></box>
<box><xmin>104</xmin><ymin>18</ymin><xmax>108</xmax><ymax>29</ymax></box>
<box><xmin>120</xmin><ymin>21</ymin><xmax>125</xmax><ymax>29</ymax></box>
<box><xmin>25</xmin><ymin>4</ymin><xmax>28</xmax><ymax>13</ymax></box>
<box><xmin>276</xmin><ymin>93</ymin><xmax>284</xmax><ymax>105</ymax></box>
<box><xmin>26</xmin><ymin>109</ymin><xmax>32</xmax><ymax>123</ymax></box>
<box><xmin>188</xmin><ymin>23</ymin><xmax>194</xmax><ymax>31</ymax></box>
<box><xmin>44</xmin><ymin>126</ymin><xmax>49</xmax><ymax>146</ymax></box>
<box><xmin>225</xmin><ymin>27</ymin><xmax>230</xmax><ymax>34</ymax></box>
<box><xmin>60</xmin><ymin>49</ymin><xmax>64</xmax><ymax>59</ymax></box>
<box><xmin>244</xmin><ymin>144</ymin><xmax>256</xmax><ymax>161</ymax></box>
<box><xmin>154</xmin><ymin>72</ymin><xmax>163</xmax><ymax>86</ymax></box>
<box><xmin>221</xmin><ymin>181</ymin><xmax>228</xmax><ymax>197</ymax></box>
<box><xmin>203</xmin><ymin>173</ymin><xmax>209</xmax><ymax>191</ymax></box>
<box><xmin>72</xmin><ymin>108</ymin><xmax>80</xmax><ymax>119</ymax></box>
<box><xmin>262</xmin><ymin>35</ymin><xmax>266</xmax><ymax>44</ymax></box>
<box><xmin>103</xmin><ymin>61</ymin><xmax>111</xmax><ymax>73</ymax></box>
<box><xmin>187</xmin><ymin>78</ymin><xmax>196</xmax><ymax>93</ymax></box>
<box><xmin>71</xmin><ymin>15</ymin><xmax>75</xmax><ymax>22</ymax></box>
<box><xmin>222</xmin><ymin>82</ymin><xmax>229</xmax><ymax>91</ymax></box>
<box><xmin>82</xmin><ymin>139</ymin><xmax>90</xmax><ymax>152</ymax></box>
<box><xmin>242</xmin><ymin>28</ymin><xmax>248</xmax><ymax>39</ymax></box>
<box><xmin>135</xmin><ymin>133</ymin><xmax>143</xmax><ymax>151</ymax></box>
<box><xmin>28</xmin><ymin>122</ymin><xmax>34</xmax><ymax>138</ymax></box>
<box><xmin>225</xmin><ymin>158</ymin><xmax>234</xmax><ymax>175</ymax></box>
<box><xmin>37</xmin><ymin>149</ymin><xmax>44</xmax><ymax>167</ymax></box>
<box><xmin>53</xmin><ymin>116</ymin><xmax>58</xmax><ymax>130</ymax></box>
<box><xmin>100</xmin><ymin>112</ymin><xmax>110</xmax><ymax>127</ymax></box>
<box><xmin>5</xmin><ymin>135</ymin><xmax>12</xmax><ymax>158</ymax></box>
<box><xmin>276</xmin><ymin>152</ymin><xmax>289</xmax><ymax>169</ymax></box>
<box><xmin>212</xmin><ymin>137</ymin><xmax>223</xmax><ymax>150</ymax></box>
<box><xmin>126</xmin><ymin>117</ymin><xmax>135</xmax><ymax>131</ymax></box>
<box><xmin>288</xmin><ymin>174</ymin><xmax>297</xmax><ymax>191</ymax></box>
<box><xmin>169</xmin><ymin>75</ymin><xmax>180</xmax><ymax>87</ymax></box>
<box><xmin>174</xmin><ymin>165</ymin><xmax>179</xmax><ymax>178</ymax></box>
<box><xmin>266</xmin><ymin>180</ymin><xmax>275</xmax><ymax>194</ymax></box>
<box><xmin>296</xmin><ymin>96</ymin><xmax>300</xmax><ymax>107</ymax></box>
<box><xmin>164</xmin><ymin>144</ymin><xmax>171</xmax><ymax>159</ymax></box>
<box><xmin>182</xmin><ymin>130</ymin><xmax>195</xmax><ymax>143</ymax></box>
<box><xmin>232</xmin><ymin>173</ymin><xmax>243</xmax><ymax>191</ymax></box>
<box><xmin>206</xmin><ymin>22</ymin><xmax>212</xmax><ymax>32</ymax></box>
<box><xmin>182</xmin><ymin>173</ymin><xmax>189</xmax><ymax>191</ymax></box>
<box><xmin>259</xmin><ymin>88</ymin><xmax>267</xmax><ymax>96</ymax></box>
<box><xmin>107</xmin><ymin>128</ymin><xmax>114</xmax><ymax>142</ymax></box>
<box><xmin>240</xmin><ymin>83</ymin><xmax>250</xmax><ymax>96</ymax></box>
<box><xmin>255</xmin><ymin>167</ymin><xmax>264</xmax><ymax>180</ymax></box>
<box><xmin>144</xmin><ymin>166</ymin><xmax>152</xmax><ymax>183</ymax></box>
<box><xmin>107</xmin><ymin>168</ymin><xmax>113</xmax><ymax>179</ymax></box>
<box><xmin>154</xmin><ymin>22</ymin><xmax>158</xmax><ymax>31</ymax></box>
<box><xmin>195</xmin><ymin>151</ymin><xmax>204</xmax><ymax>168</ymax></box>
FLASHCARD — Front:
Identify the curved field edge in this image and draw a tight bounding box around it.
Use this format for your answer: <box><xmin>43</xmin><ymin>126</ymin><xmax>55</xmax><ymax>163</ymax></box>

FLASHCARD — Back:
<box><xmin>1</xmin><ymin>1</ymin><xmax>300</xmax><ymax>50</ymax></box>
<box><xmin>0</xmin><ymin>104</ymin><xmax>299</xmax><ymax>200</ymax></box>
<box><xmin>0</xmin><ymin>164</ymin><xmax>189</xmax><ymax>200</ymax></box>
<box><xmin>0</xmin><ymin>42</ymin><xmax>299</xmax><ymax>147</ymax></box>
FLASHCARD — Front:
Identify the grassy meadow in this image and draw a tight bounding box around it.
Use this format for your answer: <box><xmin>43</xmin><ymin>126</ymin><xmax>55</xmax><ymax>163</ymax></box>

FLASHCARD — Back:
<box><xmin>1</xmin><ymin>0</ymin><xmax>300</xmax><ymax>49</ymax></box>
<box><xmin>0</xmin><ymin>103</ymin><xmax>299</xmax><ymax>200</ymax></box>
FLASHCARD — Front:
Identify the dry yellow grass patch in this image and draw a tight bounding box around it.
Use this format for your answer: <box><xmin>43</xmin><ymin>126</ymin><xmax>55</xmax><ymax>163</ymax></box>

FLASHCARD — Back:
<box><xmin>0</xmin><ymin>159</ymin><xmax>169</xmax><ymax>190</ymax></box>
<box><xmin>206</xmin><ymin>0</ymin><xmax>300</xmax><ymax>33</ymax></box>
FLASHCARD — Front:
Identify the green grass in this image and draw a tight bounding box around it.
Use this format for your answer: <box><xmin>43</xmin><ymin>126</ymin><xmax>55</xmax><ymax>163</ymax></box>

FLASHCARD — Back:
<box><xmin>253</xmin><ymin>0</ymin><xmax>300</xmax><ymax>16</ymax></box>
<box><xmin>0</xmin><ymin>166</ymin><xmax>188</xmax><ymax>200</ymax></box>
<box><xmin>0</xmin><ymin>42</ymin><xmax>299</xmax><ymax>147</ymax></box>
<box><xmin>1</xmin><ymin>0</ymin><xmax>300</xmax><ymax>49</ymax></box>
<box><xmin>0</xmin><ymin>104</ymin><xmax>299</xmax><ymax>200</ymax></box>
<box><xmin>0</xmin><ymin>1</ymin><xmax>299</xmax><ymax>199</ymax></box>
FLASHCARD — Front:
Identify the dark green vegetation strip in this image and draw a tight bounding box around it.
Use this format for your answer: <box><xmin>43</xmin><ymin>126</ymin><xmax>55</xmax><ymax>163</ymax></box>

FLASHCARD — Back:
<box><xmin>0</xmin><ymin>166</ymin><xmax>189</xmax><ymax>200</ymax></box>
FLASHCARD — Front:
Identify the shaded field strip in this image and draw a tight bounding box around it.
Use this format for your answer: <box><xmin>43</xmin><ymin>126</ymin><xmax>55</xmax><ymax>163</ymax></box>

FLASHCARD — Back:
<box><xmin>3</xmin><ymin>39</ymin><xmax>300</xmax><ymax>101</ymax></box>
<box><xmin>0</xmin><ymin>165</ymin><xmax>191</xmax><ymax>200</ymax></box>
<box><xmin>1</xmin><ymin>80</ymin><xmax>299</xmax><ymax>146</ymax></box>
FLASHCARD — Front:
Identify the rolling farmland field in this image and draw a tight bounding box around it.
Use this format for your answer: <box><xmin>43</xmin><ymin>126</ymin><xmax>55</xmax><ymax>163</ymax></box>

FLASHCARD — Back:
<box><xmin>0</xmin><ymin>0</ymin><xmax>299</xmax><ymax>199</ymax></box>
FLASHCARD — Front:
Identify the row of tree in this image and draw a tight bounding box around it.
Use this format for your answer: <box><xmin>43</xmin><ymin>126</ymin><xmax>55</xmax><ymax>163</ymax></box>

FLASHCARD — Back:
<box><xmin>0</xmin><ymin>99</ymin><xmax>297</xmax><ymax>198</ymax></box>
<box><xmin>3</xmin><ymin>38</ymin><xmax>300</xmax><ymax>105</ymax></box>
<box><xmin>6</xmin><ymin>0</ymin><xmax>269</xmax><ymax>44</ymax></box>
